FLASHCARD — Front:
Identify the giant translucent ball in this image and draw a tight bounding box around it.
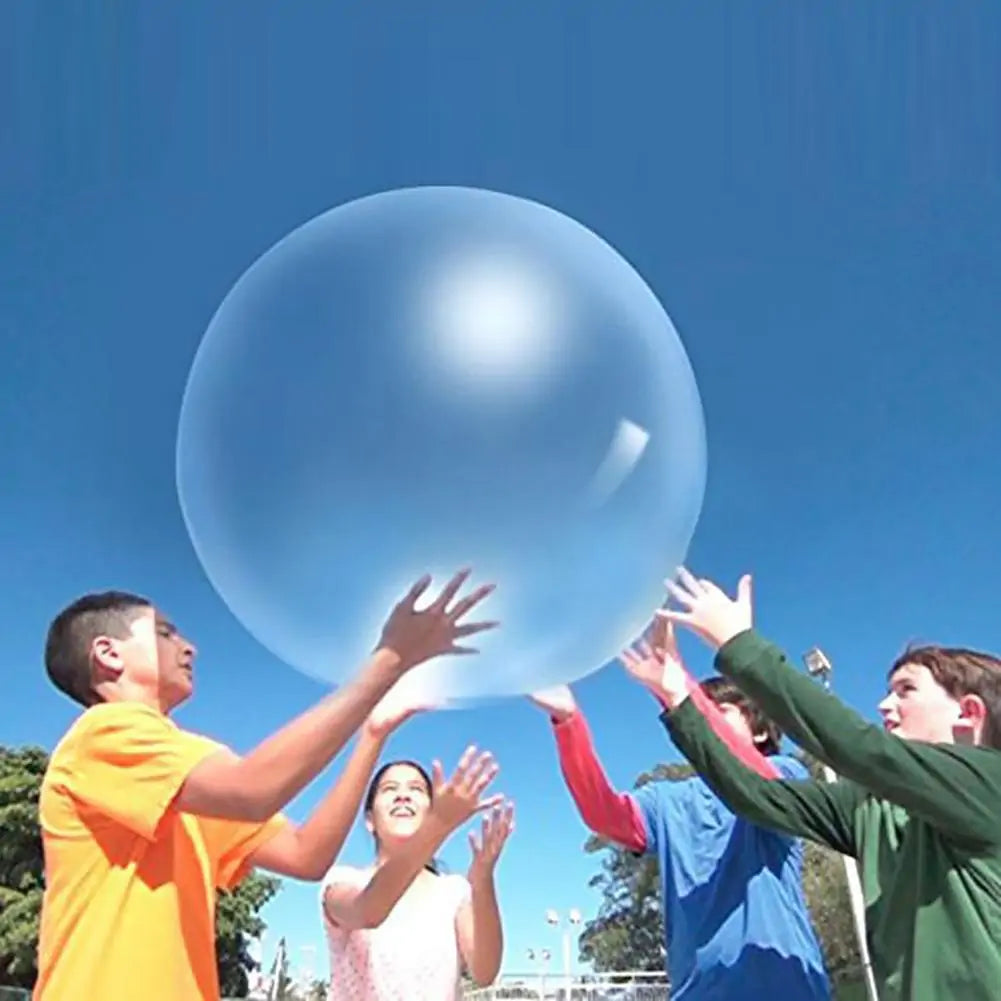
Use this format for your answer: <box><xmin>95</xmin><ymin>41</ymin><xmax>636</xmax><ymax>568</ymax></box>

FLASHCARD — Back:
<box><xmin>176</xmin><ymin>186</ymin><xmax>705</xmax><ymax>705</ymax></box>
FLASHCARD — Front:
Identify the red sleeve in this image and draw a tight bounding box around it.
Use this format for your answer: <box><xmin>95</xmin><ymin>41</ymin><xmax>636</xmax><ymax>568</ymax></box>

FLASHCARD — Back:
<box><xmin>651</xmin><ymin>673</ymin><xmax>780</xmax><ymax>780</ymax></box>
<box><xmin>552</xmin><ymin>711</ymin><xmax>648</xmax><ymax>852</ymax></box>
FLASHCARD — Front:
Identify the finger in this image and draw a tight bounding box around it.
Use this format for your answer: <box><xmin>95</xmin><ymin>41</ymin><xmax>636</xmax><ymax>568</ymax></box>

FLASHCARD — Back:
<box><xmin>737</xmin><ymin>574</ymin><xmax>753</xmax><ymax>611</ymax></box>
<box><xmin>468</xmin><ymin>830</ymin><xmax>482</xmax><ymax>855</ymax></box>
<box><xmin>431</xmin><ymin>568</ymin><xmax>472</xmax><ymax>611</ymax></box>
<box><xmin>451</xmin><ymin>745</ymin><xmax>477</xmax><ymax>784</ymax></box>
<box><xmin>402</xmin><ymin>574</ymin><xmax>433</xmax><ymax>609</ymax></box>
<box><xmin>431</xmin><ymin>759</ymin><xmax>445</xmax><ymax>792</ymax></box>
<box><xmin>453</xmin><ymin>619</ymin><xmax>499</xmax><ymax>638</ymax></box>
<box><xmin>656</xmin><ymin>608</ymin><xmax>694</xmax><ymax>626</ymax></box>
<box><xmin>470</xmin><ymin>759</ymin><xmax>500</xmax><ymax>797</ymax></box>
<box><xmin>619</xmin><ymin>649</ymin><xmax>640</xmax><ymax>672</ymax></box>
<box><xmin>474</xmin><ymin>793</ymin><xmax>506</xmax><ymax>814</ymax></box>
<box><xmin>448</xmin><ymin>644</ymin><xmax>479</xmax><ymax>656</ymax></box>
<box><xmin>664</xmin><ymin>579</ymin><xmax>697</xmax><ymax>609</ymax></box>
<box><xmin>447</xmin><ymin>583</ymin><xmax>496</xmax><ymax>622</ymax></box>
<box><xmin>637</xmin><ymin>639</ymin><xmax>655</xmax><ymax>660</ymax></box>
<box><xmin>676</xmin><ymin>567</ymin><xmax>705</xmax><ymax>594</ymax></box>
<box><xmin>456</xmin><ymin>749</ymin><xmax>492</xmax><ymax>790</ymax></box>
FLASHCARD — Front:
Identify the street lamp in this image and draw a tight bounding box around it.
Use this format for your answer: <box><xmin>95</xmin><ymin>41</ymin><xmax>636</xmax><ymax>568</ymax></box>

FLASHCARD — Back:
<box><xmin>545</xmin><ymin>908</ymin><xmax>582</xmax><ymax>994</ymax></box>
<box><xmin>526</xmin><ymin>947</ymin><xmax>552</xmax><ymax>995</ymax></box>
<box><xmin>801</xmin><ymin>647</ymin><xmax>879</xmax><ymax>1001</ymax></box>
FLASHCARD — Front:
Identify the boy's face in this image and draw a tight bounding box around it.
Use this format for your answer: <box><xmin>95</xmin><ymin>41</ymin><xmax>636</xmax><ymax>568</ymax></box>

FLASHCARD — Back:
<box><xmin>93</xmin><ymin>606</ymin><xmax>196</xmax><ymax>711</ymax></box>
<box><xmin>716</xmin><ymin>701</ymin><xmax>759</xmax><ymax>748</ymax></box>
<box><xmin>879</xmin><ymin>662</ymin><xmax>966</xmax><ymax>744</ymax></box>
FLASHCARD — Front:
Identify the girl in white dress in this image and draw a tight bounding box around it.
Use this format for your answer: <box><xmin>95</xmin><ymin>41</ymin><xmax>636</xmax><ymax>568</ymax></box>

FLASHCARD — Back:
<box><xmin>321</xmin><ymin>694</ymin><xmax>514</xmax><ymax>1001</ymax></box>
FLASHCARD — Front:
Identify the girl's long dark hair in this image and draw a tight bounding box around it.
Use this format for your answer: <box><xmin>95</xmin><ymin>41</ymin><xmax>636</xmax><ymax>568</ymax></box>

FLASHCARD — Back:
<box><xmin>365</xmin><ymin>759</ymin><xmax>440</xmax><ymax>875</ymax></box>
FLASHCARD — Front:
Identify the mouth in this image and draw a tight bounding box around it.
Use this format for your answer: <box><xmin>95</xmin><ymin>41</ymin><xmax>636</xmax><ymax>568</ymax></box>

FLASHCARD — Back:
<box><xmin>389</xmin><ymin>805</ymin><xmax>416</xmax><ymax>818</ymax></box>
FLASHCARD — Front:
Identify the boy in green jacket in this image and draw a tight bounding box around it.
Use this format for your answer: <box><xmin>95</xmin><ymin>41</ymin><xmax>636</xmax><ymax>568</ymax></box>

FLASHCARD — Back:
<box><xmin>625</xmin><ymin>568</ymin><xmax>1001</xmax><ymax>1001</ymax></box>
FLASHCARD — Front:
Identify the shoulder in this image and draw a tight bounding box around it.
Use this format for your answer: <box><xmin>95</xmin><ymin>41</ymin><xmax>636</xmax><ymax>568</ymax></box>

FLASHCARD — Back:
<box><xmin>634</xmin><ymin>774</ymin><xmax>696</xmax><ymax>810</ymax></box>
<box><xmin>439</xmin><ymin>873</ymin><xmax>473</xmax><ymax>909</ymax></box>
<box><xmin>321</xmin><ymin>864</ymin><xmax>369</xmax><ymax>893</ymax></box>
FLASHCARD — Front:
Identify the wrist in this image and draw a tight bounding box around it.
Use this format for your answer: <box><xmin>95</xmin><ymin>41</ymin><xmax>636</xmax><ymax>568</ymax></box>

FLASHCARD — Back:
<box><xmin>370</xmin><ymin>647</ymin><xmax>407</xmax><ymax>678</ymax></box>
<box><xmin>468</xmin><ymin>866</ymin><xmax>496</xmax><ymax>889</ymax></box>
<box><xmin>654</xmin><ymin>683</ymin><xmax>690</xmax><ymax>712</ymax></box>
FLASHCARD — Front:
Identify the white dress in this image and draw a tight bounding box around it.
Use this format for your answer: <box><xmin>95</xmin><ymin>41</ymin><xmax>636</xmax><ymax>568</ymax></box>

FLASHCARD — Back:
<box><xmin>322</xmin><ymin>864</ymin><xmax>472</xmax><ymax>1001</ymax></box>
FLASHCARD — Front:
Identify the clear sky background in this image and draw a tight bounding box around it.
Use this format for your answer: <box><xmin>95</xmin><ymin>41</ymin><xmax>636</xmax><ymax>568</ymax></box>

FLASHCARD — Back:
<box><xmin>3</xmin><ymin>2</ymin><xmax>1001</xmax><ymax>985</ymax></box>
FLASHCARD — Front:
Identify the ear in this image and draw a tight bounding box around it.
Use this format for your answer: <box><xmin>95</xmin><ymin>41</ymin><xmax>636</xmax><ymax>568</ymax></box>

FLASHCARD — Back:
<box><xmin>91</xmin><ymin>636</ymin><xmax>125</xmax><ymax>679</ymax></box>
<box><xmin>954</xmin><ymin>694</ymin><xmax>987</xmax><ymax>746</ymax></box>
<box><xmin>364</xmin><ymin>815</ymin><xmax>375</xmax><ymax>837</ymax></box>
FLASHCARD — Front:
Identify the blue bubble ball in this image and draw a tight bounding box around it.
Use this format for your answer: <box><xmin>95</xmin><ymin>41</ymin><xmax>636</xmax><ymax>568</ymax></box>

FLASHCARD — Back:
<box><xmin>176</xmin><ymin>186</ymin><xmax>706</xmax><ymax>705</ymax></box>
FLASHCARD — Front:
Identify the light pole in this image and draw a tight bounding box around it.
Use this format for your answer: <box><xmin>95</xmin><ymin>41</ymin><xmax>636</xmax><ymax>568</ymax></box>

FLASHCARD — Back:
<box><xmin>546</xmin><ymin>908</ymin><xmax>582</xmax><ymax>995</ymax></box>
<box><xmin>526</xmin><ymin>947</ymin><xmax>552</xmax><ymax>996</ymax></box>
<box><xmin>802</xmin><ymin>647</ymin><xmax>880</xmax><ymax>1001</ymax></box>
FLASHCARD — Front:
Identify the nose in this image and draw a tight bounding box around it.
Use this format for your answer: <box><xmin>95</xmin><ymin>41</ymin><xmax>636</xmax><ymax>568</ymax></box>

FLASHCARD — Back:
<box><xmin>877</xmin><ymin>693</ymin><xmax>895</xmax><ymax>718</ymax></box>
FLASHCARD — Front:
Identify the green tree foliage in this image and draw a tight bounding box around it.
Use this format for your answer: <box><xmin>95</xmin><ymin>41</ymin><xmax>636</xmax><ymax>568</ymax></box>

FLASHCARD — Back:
<box><xmin>217</xmin><ymin>872</ymin><xmax>282</xmax><ymax>997</ymax></box>
<box><xmin>0</xmin><ymin>747</ymin><xmax>47</xmax><ymax>989</ymax></box>
<box><xmin>0</xmin><ymin>745</ymin><xmax>282</xmax><ymax>997</ymax></box>
<box><xmin>578</xmin><ymin>757</ymin><xmax>864</xmax><ymax>989</ymax></box>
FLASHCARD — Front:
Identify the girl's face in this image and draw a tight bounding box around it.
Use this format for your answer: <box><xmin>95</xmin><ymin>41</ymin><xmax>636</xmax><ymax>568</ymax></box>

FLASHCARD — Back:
<box><xmin>366</xmin><ymin>763</ymin><xmax>433</xmax><ymax>847</ymax></box>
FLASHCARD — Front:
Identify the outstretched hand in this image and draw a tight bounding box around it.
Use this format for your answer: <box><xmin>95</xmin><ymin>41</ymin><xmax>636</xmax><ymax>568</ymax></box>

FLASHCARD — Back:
<box><xmin>429</xmin><ymin>746</ymin><xmax>504</xmax><ymax>832</ymax></box>
<box><xmin>379</xmin><ymin>569</ymin><xmax>498</xmax><ymax>670</ymax></box>
<box><xmin>527</xmin><ymin>684</ymin><xmax>577</xmax><ymax>723</ymax></box>
<box><xmin>659</xmin><ymin>568</ymin><xmax>753</xmax><ymax>651</ymax></box>
<box><xmin>468</xmin><ymin>801</ymin><xmax>515</xmax><ymax>884</ymax></box>
<box><xmin>619</xmin><ymin>616</ymin><xmax>690</xmax><ymax>706</ymax></box>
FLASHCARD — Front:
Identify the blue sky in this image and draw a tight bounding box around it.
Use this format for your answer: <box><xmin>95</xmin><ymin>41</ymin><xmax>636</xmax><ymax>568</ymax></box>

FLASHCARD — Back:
<box><xmin>3</xmin><ymin>2</ymin><xmax>1001</xmax><ymax>985</ymax></box>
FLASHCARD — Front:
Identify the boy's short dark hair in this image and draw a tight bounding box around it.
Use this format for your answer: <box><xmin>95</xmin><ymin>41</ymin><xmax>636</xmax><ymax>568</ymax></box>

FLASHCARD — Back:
<box><xmin>889</xmin><ymin>645</ymin><xmax>1001</xmax><ymax>749</ymax></box>
<box><xmin>701</xmin><ymin>676</ymin><xmax>782</xmax><ymax>756</ymax></box>
<box><xmin>45</xmin><ymin>591</ymin><xmax>152</xmax><ymax>708</ymax></box>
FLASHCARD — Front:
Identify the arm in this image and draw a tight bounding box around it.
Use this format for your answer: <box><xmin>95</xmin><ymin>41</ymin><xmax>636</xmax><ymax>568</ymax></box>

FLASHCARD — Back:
<box><xmin>323</xmin><ymin>749</ymin><xmax>503</xmax><ymax>931</ymax></box>
<box><xmin>180</xmin><ymin>569</ymin><xmax>496</xmax><ymax>823</ymax></box>
<box><xmin>323</xmin><ymin>813</ymin><xmax>455</xmax><ymax>929</ymax></box>
<box><xmin>457</xmin><ymin>804</ymin><xmax>514</xmax><ymax>986</ymax></box>
<box><xmin>664</xmin><ymin>697</ymin><xmax>861</xmax><ymax>854</ymax></box>
<box><xmin>552</xmin><ymin>711</ymin><xmax>648</xmax><ymax>851</ymax></box>
<box><xmin>249</xmin><ymin>730</ymin><xmax>386</xmax><ymax>880</ymax></box>
<box><xmin>713</xmin><ymin>630</ymin><xmax>1001</xmax><ymax>847</ymax></box>
<box><xmin>251</xmin><ymin>683</ymin><xmax>430</xmax><ymax>880</ymax></box>
<box><xmin>177</xmin><ymin>650</ymin><xmax>404</xmax><ymax>823</ymax></box>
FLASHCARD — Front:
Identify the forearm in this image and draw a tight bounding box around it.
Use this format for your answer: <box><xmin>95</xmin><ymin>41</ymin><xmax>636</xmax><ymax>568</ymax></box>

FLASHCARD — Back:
<box><xmin>352</xmin><ymin>816</ymin><xmax>454</xmax><ymax>928</ymax></box>
<box><xmin>466</xmin><ymin>875</ymin><xmax>503</xmax><ymax>985</ymax></box>
<box><xmin>651</xmin><ymin>673</ymin><xmax>780</xmax><ymax>779</ymax></box>
<box><xmin>714</xmin><ymin>631</ymin><xmax>1001</xmax><ymax>843</ymax></box>
<box><xmin>237</xmin><ymin>651</ymin><xmax>403</xmax><ymax>819</ymax></box>
<box><xmin>665</xmin><ymin>698</ymin><xmax>859</xmax><ymax>854</ymax></box>
<box><xmin>553</xmin><ymin>712</ymin><xmax>646</xmax><ymax>851</ymax></box>
<box><xmin>286</xmin><ymin>731</ymin><xmax>386</xmax><ymax>877</ymax></box>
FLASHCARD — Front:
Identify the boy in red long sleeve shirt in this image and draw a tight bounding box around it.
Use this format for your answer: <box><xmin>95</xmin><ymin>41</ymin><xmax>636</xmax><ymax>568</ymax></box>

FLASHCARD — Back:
<box><xmin>529</xmin><ymin>624</ymin><xmax>830</xmax><ymax>1001</ymax></box>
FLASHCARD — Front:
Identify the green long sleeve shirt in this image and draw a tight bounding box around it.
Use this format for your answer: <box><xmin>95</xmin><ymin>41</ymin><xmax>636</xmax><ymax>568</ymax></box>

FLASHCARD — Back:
<box><xmin>663</xmin><ymin>629</ymin><xmax>1001</xmax><ymax>1001</ymax></box>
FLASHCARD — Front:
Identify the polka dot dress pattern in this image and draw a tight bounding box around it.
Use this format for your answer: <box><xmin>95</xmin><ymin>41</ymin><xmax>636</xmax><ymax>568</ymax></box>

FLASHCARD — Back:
<box><xmin>323</xmin><ymin>866</ymin><xmax>472</xmax><ymax>1001</ymax></box>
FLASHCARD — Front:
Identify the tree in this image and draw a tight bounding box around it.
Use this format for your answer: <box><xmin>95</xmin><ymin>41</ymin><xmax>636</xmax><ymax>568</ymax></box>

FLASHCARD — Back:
<box><xmin>577</xmin><ymin>758</ymin><xmax>864</xmax><ymax>989</ymax></box>
<box><xmin>216</xmin><ymin>873</ymin><xmax>282</xmax><ymax>997</ymax></box>
<box><xmin>0</xmin><ymin>744</ymin><xmax>282</xmax><ymax>996</ymax></box>
<box><xmin>0</xmin><ymin>746</ymin><xmax>47</xmax><ymax>989</ymax></box>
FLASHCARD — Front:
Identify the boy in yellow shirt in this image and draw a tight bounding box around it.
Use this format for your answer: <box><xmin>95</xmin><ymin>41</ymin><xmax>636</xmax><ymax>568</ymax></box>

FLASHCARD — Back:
<box><xmin>35</xmin><ymin>570</ymin><xmax>498</xmax><ymax>1001</ymax></box>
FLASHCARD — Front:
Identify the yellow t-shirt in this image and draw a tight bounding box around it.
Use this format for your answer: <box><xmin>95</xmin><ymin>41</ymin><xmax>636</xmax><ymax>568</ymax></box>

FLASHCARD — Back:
<box><xmin>34</xmin><ymin>702</ymin><xmax>287</xmax><ymax>1001</ymax></box>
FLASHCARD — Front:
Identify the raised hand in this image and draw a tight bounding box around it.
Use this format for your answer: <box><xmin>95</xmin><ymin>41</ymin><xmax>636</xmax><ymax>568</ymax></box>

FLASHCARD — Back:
<box><xmin>659</xmin><ymin>567</ymin><xmax>753</xmax><ymax>651</ymax></box>
<box><xmin>379</xmin><ymin>569</ymin><xmax>498</xmax><ymax>670</ymax></box>
<box><xmin>468</xmin><ymin>801</ymin><xmax>515</xmax><ymax>884</ymax></box>
<box><xmin>429</xmin><ymin>747</ymin><xmax>504</xmax><ymax>831</ymax></box>
<box><xmin>527</xmin><ymin>684</ymin><xmax>577</xmax><ymax>723</ymax></box>
<box><xmin>619</xmin><ymin>617</ymin><xmax>689</xmax><ymax>705</ymax></box>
